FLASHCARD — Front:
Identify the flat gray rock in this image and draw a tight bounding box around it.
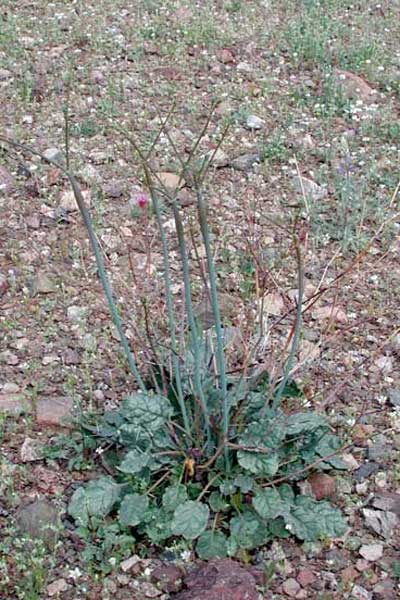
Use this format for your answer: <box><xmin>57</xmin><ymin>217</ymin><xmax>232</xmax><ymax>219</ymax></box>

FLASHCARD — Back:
<box><xmin>16</xmin><ymin>498</ymin><xmax>61</xmax><ymax>549</ymax></box>
<box><xmin>230</xmin><ymin>153</ymin><xmax>260</xmax><ymax>171</ymax></box>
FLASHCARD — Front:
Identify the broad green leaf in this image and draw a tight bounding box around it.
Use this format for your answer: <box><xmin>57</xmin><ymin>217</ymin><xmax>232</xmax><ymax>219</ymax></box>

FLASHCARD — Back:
<box><xmin>142</xmin><ymin>507</ymin><xmax>172</xmax><ymax>544</ymax></box>
<box><xmin>121</xmin><ymin>393</ymin><xmax>172</xmax><ymax>434</ymax></box>
<box><xmin>229</xmin><ymin>510</ymin><xmax>270</xmax><ymax>551</ymax></box>
<box><xmin>208</xmin><ymin>491</ymin><xmax>229</xmax><ymax>512</ymax></box>
<box><xmin>219</xmin><ymin>479</ymin><xmax>237</xmax><ymax>496</ymax></box>
<box><xmin>162</xmin><ymin>485</ymin><xmax>188</xmax><ymax>512</ymax></box>
<box><xmin>68</xmin><ymin>477</ymin><xmax>121</xmax><ymax>527</ymax></box>
<box><xmin>285</xmin><ymin>412</ymin><xmax>327</xmax><ymax>436</ymax></box>
<box><xmin>268</xmin><ymin>517</ymin><xmax>290</xmax><ymax>538</ymax></box>
<box><xmin>196</xmin><ymin>531</ymin><xmax>228</xmax><ymax>559</ymax></box>
<box><xmin>237</xmin><ymin>419</ymin><xmax>284</xmax><ymax>476</ymax></box>
<box><xmin>233</xmin><ymin>474</ymin><xmax>254</xmax><ymax>493</ymax></box>
<box><xmin>118</xmin><ymin>423</ymin><xmax>147</xmax><ymax>447</ymax></box>
<box><xmin>240</xmin><ymin>421</ymin><xmax>286</xmax><ymax>447</ymax></box>
<box><xmin>314</xmin><ymin>433</ymin><xmax>347</xmax><ymax>469</ymax></box>
<box><xmin>253</xmin><ymin>488</ymin><xmax>287</xmax><ymax>520</ymax></box>
<box><xmin>287</xmin><ymin>496</ymin><xmax>347</xmax><ymax>541</ymax></box>
<box><xmin>118</xmin><ymin>493</ymin><xmax>149</xmax><ymax>527</ymax></box>
<box><xmin>237</xmin><ymin>450</ymin><xmax>280</xmax><ymax>476</ymax></box>
<box><xmin>118</xmin><ymin>449</ymin><xmax>152</xmax><ymax>474</ymax></box>
<box><xmin>278</xmin><ymin>483</ymin><xmax>296</xmax><ymax>504</ymax></box>
<box><xmin>171</xmin><ymin>501</ymin><xmax>209</xmax><ymax>540</ymax></box>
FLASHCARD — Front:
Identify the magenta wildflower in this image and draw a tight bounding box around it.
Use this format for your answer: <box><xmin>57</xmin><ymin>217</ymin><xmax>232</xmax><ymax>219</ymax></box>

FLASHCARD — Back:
<box><xmin>132</xmin><ymin>192</ymin><xmax>150</xmax><ymax>210</ymax></box>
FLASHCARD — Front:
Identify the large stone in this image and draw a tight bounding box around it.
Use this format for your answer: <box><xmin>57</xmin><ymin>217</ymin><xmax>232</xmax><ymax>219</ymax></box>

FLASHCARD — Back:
<box><xmin>282</xmin><ymin>578</ymin><xmax>301</xmax><ymax>597</ymax></box>
<box><xmin>333</xmin><ymin>69</ymin><xmax>375</xmax><ymax>103</ymax></box>
<box><xmin>120</xmin><ymin>554</ymin><xmax>143</xmax><ymax>574</ymax></box>
<box><xmin>0</xmin><ymin>68</ymin><xmax>13</xmax><ymax>81</ymax></box>
<box><xmin>174</xmin><ymin>559</ymin><xmax>258</xmax><ymax>600</ymax></box>
<box><xmin>0</xmin><ymin>393</ymin><xmax>30</xmax><ymax>415</ymax></box>
<box><xmin>362</xmin><ymin>507</ymin><xmax>398</xmax><ymax>539</ymax></box>
<box><xmin>351</xmin><ymin>584</ymin><xmax>372</xmax><ymax>600</ymax></box>
<box><xmin>388</xmin><ymin>389</ymin><xmax>400</xmax><ymax>407</ymax></box>
<box><xmin>245</xmin><ymin>115</ymin><xmax>264</xmax><ymax>130</ymax></box>
<box><xmin>59</xmin><ymin>189</ymin><xmax>91</xmax><ymax>212</ymax></box>
<box><xmin>297</xmin><ymin>568</ymin><xmax>316</xmax><ymax>587</ymax></box>
<box><xmin>20</xmin><ymin>436</ymin><xmax>44</xmax><ymax>462</ymax></box>
<box><xmin>308</xmin><ymin>473</ymin><xmax>336</xmax><ymax>500</ymax></box>
<box><xmin>47</xmin><ymin>578</ymin><xmax>69</xmax><ymax>596</ymax></box>
<box><xmin>43</xmin><ymin>147</ymin><xmax>63</xmax><ymax>164</ymax></box>
<box><xmin>203</xmin><ymin>148</ymin><xmax>229</xmax><ymax>168</ymax></box>
<box><xmin>36</xmin><ymin>396</ymin><xmax>74</xmax><ymax>426</ymax></box>
<box><xmin>216</xmin><ymin>48</ymin><xmax>235</xmax><ymax>64</ymax></box>
<box><xmin>294</xmin><ymin>175</ymin><xmax>327</xmax><ymax>201</ymax></box>
<box><xmin>32</xmin><ymin>271</ymin><xmax>57</xmax><ymax>295</ymax></box>
<box><xmin>230</xmin><ymin>153</ymin><xmax>261</xmax><ymax>171</ymax></box>
<box><xmin>151</xmin><ymin>563</ymin><xmax>183</xmax><ymax>593</ymax></box>
<box><xmin>354</xmin><ymin>462</ymin><xmax>381</xmax><ymax>481</ymax></box>
<box><xmin>16</xmin><ymin>498</ymin><xmax>61</xmax><ymax>549</ymax></box>
<box><xmin>373</xmin><ymin>579</ymin><xmax>396</xmax><ymax>599</ymax></box>
<box><xmin>372</xmin><ymin>492</ymin><xmax>400</xmax><ymax>516</ymax></box>
<box><xmin>359</xmin><ymin>543</ymin><xmax>383</xmax><ymax>562</ymax></box>
<box><xmin>155</xmin><ymin>172</ymin><xmax>184</xmax><ymax>191</ymax></box>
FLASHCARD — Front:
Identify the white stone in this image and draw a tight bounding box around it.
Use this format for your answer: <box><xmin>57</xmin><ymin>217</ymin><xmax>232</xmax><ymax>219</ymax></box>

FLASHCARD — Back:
<box><xmin>120</xmin><ymin>554</ymin><xmax>141</xmax><ymax>572</ymax></box>
<box><xmin>359</xmin><ymin>543</ymin><xmax>383</xmax><ymax>562</ymax></box>
<box><xmin>43</xmin><ymin>147</ymin><xmax>63</xmax><ymax>163</ymax></box>
<box><xmin>60</xmin><ymin>189</ymin><xmax>91</xmax><ymax>212</ymax></box>
<box><xmin>245</xmin><ymin>114</ymin><xmax>264</xmax><ymax>130</ymax></box>
<box><xmin>67</xmin><ymin>305</ymin><xmax>88</xmax><ymax>322</ymax></box>
<box><xmin>47</xmin><ymin>578</ymin><xmax>68</xmax><ymax>596</ymax></box>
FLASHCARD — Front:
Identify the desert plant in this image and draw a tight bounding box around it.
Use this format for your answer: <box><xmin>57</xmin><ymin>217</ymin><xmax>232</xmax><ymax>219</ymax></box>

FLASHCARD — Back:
<box><xmin>0</xmin><ymin>111</ymin><xmax>349</xmax><ymax>562</ymax></box>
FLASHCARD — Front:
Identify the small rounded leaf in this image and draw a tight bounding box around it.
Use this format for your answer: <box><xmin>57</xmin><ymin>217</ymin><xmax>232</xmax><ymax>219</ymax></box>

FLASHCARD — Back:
<box><xmin>171</xmin><ymin>501</ymin><xmax>209</xmax><ymax>540</ymax></box>
<box><xmin>162</xmin><ymin>484</ymin><xmax>188</xmax><ymax>512</ymax></box>
<box><xmin>253</xmin><ymin>488</ymin><xmax>285</xmax><ymax>520</ymax></box>
<box><xmin>196</xmin><ymin>530</ymin><xmax>228</xmax><ymax>559</ymax></box>
<box><xmin>118</xmin><ymin>449</ymin><xmax>152</xmax><ymax>474</ymax></box>
<box><xmin>68</xmin><ymin>477</ymin><xmax>120</xmax><ymax>527</ymax></box>
<box><xmin>118</xmin><ymin>493</ymin><xmax>149</xmax><ymax>527</ymax></box>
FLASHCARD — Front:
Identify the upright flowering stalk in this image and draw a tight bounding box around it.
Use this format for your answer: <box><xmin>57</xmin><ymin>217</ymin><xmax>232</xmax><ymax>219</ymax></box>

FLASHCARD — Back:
<box><xmin>195</xmin><ymin>184</ymin><xmax>229</xmax><ymax>464</ymax></box>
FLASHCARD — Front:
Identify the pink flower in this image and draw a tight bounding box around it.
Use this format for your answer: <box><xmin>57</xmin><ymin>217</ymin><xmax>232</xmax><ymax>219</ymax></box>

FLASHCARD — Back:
<box><xmin>131</xmin><ymin>192</ymin><xmax>150</xmax><ymax>210</ymax></box>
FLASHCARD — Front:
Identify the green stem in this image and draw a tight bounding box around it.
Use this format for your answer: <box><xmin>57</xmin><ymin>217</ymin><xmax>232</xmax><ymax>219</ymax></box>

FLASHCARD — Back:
<box><xmin>67</xmin><ymin>174</ymin><xmax>147</xmax><ymax>391</ymax></box>
<box><xmin>150</xmin><ymin>188</ymin><xmax>191</xmax><ymax>438</ymax></box>
<box><xmin>195</xmin><ymin>187</ymin><xmax>229</xmax><ymax>465</ymax></box>
<box><xmin>172</xmin><ymin>202</ymin><xmax>212</xmax><ymax>447</ymax></box>
<box><xmin>273</xmin><ymin>239</ymin><xmax>303</xmax><ymax>409</ymax></box>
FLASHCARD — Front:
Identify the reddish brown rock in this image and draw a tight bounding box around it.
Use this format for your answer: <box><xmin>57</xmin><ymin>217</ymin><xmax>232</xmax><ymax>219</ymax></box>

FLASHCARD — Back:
<box><xmin>174</xmin><ymin>559</ymin><xmax>258</xmax><ymax>600</ymax></box>
<box><xmin>64</xmin><ymin>348</ymin><xmax>80</xmax><ymax>365</ymax></box>
<box><xmin>372</xmin><ymin>492</ymin><xmax>400</xmax><ymax>516</ymax></box>
<box><xmin>297</xmin><ymin>568</ymin><xmax>317</xmax><ymax>587</ymax></box>
<box><xmin>282</xmin><ymin>578</ymin><xmax>301</xmax><ymax>597</ymax></box>
<box><xmin>373</xmin><ymin>579</ymin><xmax>396</xmax><ymax>599</ymax></box>
<box><xmin>341</xmin><ymin>566</ymin><xmax>359</xmax><ymax>585</ymax></box>
<box><xmin>216</xmin><ymin>48</ymin><xmax>235</xmax><ymax>64</ymax></box>
<box><xmin>36</xmin><ymin>396</ymin><xmax>74</xmax><ymax>426</ymax></box>
<box><xmin>151</xmin><ymin>563</ymin><xmax>184</xmax><ymax>593</ymax></box>
<box><xmin>333</xmin><ymin>69</ymin><xmax>375</xmax><ymax>102</ymax></box>
<box><xmin>308</xmin><ymin>472</ymin><xmax>336</xmax><ymax>500</ymax></box>
<box><xmin>352</xmin><ymin>424</ymin><xmax>374</xmax><ymax>445</ymax></box>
